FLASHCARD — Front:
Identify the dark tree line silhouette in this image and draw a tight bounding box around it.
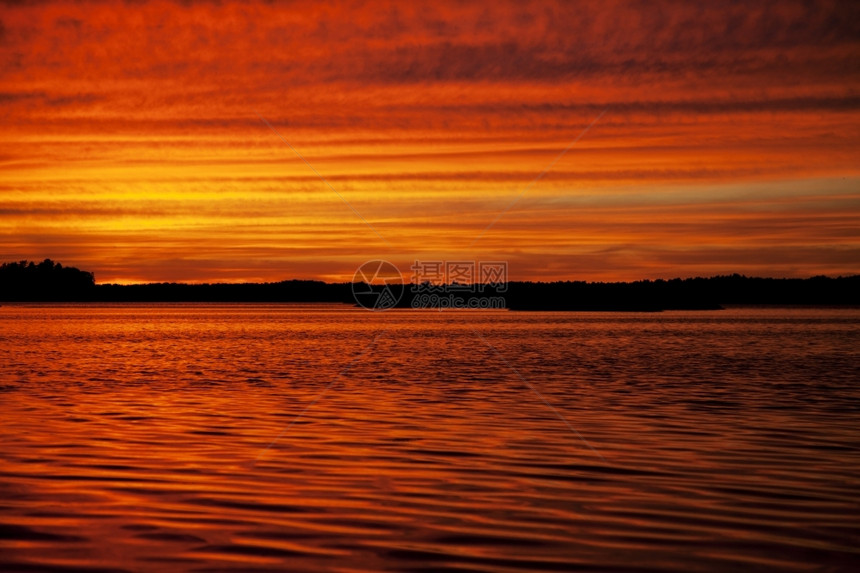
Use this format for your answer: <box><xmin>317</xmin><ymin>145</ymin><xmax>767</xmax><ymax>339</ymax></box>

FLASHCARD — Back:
<box><xmin>95</xmin><ymin>280</ymin><xmax>354</xmax><ymax>303</ymax></box>
<box><xmin>0</xmin><ymin>259</ymin><xmax>95</xmax><ymax>301</ymax></box>
<box><xmin>1</xmin><ymin>260</ymin><xmax>858</xmax><ymax>308</ymax></box>
<box><xmin>501</xmin><ymin>275</ymin><xmax>860</xmax><ymax>310</ymax></box>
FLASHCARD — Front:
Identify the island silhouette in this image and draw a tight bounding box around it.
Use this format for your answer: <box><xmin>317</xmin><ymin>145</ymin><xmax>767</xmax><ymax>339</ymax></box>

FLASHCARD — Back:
<box><xmin>2</xmin><ymin>259</ymin><xmax>859</xmax><ymax>309</ymax></box>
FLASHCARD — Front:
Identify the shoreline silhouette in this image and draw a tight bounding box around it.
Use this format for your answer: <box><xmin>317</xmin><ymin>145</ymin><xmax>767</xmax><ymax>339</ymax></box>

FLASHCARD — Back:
<box><xmin>2</xmin><ymin>259</ymin><xmax>859</xmax><ymax>309</ymax></box>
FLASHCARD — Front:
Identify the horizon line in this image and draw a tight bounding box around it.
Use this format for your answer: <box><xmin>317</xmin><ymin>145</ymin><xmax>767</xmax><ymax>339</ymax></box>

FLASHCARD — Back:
<box><xmin>93</xmin><ymin>273</ymin><xmax>859</xmax><ymax>287</ymax></box>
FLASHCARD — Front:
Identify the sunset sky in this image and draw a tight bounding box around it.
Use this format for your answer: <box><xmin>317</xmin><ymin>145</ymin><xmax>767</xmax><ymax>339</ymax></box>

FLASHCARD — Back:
<box><xmin>1</xmin><ymin>0</ymin><xmax>858</xmax><ymax>283</ymax></box>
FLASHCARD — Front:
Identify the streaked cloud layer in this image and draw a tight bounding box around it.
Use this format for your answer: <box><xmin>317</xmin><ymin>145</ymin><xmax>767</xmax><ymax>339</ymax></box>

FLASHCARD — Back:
<box><xmin>2</xmin><ymin>0</ymin><xmax>858</xmax><ymax>282</ymax></box>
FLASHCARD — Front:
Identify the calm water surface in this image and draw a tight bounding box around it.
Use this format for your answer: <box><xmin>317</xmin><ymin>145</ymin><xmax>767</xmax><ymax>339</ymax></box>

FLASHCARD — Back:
<box><xmin>1</xmin><ymin>304</ymin><xmax>858</xmax><ymax>572</ymax></box>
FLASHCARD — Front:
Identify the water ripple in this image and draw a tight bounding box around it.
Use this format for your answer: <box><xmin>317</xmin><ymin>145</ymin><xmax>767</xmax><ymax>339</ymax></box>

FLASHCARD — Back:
<box><xmin>0</xmin><ymin>305</ymin><xmax>858</xmax><ymax>571</ymax></box>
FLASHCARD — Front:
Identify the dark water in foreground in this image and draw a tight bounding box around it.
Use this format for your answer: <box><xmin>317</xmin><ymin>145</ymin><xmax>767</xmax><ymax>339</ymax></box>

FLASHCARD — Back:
<box><xmin>0</xmin><ymin>304</ymin><xmax>858</xmax><ymax>572</ymax></box>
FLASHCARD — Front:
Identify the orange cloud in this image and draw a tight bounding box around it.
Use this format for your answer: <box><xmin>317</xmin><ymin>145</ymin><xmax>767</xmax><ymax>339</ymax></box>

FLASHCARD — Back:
<box><xmin>1</xmin><ymin>0</ymin><xmax>858</xmax><ymax>282</ymax></box>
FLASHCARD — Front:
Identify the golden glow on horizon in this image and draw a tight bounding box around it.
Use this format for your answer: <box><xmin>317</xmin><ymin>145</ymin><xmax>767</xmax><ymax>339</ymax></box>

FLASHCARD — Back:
<box><xmin>1</xmin><ymin>1</ymin><xmax>859</xmax><ymax>283</ymax></box>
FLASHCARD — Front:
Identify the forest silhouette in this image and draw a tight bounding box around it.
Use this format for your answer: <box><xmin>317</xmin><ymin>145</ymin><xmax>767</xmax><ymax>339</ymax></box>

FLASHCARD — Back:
<box><xmin>2</xmin><ymin>259</ymin><xmax>858</xmax><ymax>309</ymax></box>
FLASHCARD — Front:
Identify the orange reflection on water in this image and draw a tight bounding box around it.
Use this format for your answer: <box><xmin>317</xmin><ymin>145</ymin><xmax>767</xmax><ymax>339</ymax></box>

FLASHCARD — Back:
<box><xmin>1</xmin><ymin>304</ymin><xmax>859</xmax><ymax>571</ymax></box>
